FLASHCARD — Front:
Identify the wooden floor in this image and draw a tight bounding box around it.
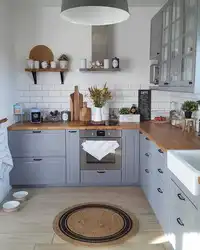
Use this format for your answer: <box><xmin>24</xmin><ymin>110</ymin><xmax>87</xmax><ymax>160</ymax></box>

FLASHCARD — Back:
<box><xmin>0</xmin><ymin>187</ymin><xmax>172</xmax><ymax>250</ymax></box>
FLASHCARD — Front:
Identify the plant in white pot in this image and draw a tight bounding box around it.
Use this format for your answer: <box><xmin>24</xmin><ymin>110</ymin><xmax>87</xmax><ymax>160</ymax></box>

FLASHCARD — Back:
<box><xmin>88</xmin><ymin>84</ymin><xmax>112</xmax><ymax>122</ymax></box>
<box><xmin>119</xmin><ymin>107</ymin><xmax>140</xmax><ymax>123</ymax></box>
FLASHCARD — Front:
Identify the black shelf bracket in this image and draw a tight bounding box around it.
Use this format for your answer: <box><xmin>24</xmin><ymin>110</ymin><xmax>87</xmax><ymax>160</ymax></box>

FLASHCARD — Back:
<box><xmin>32</xmin><ymin>72</ymin><xmax>37</xmax><ymax>85</ymax></box>
<box><xmin>60</xmin><ymin>72</ymin><xmax>65</xmax><ymax>84</ymax></box>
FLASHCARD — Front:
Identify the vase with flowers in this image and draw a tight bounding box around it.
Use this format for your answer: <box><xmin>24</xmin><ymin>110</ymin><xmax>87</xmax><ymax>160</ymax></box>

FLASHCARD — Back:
<box><xmin>88</xmin><ymin>84</ymin><xmax>112</xmax><ymax>122</ymax></box>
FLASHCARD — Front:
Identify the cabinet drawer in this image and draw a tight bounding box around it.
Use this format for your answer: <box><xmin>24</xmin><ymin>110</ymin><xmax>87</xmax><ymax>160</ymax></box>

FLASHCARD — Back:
<box><xmin>9</xmin><ymin>130</ymin><xmax>65</xmax><ymax>157</ymax></box>
<box><xmin>81</xmin><ymin>170</ymin><xmax>121</xmax><ymax>185</ymax></box>
<box><xmin>10</xmin><ymin>158</ymin><xmax>66</xmax><ymax>186</ymax></box>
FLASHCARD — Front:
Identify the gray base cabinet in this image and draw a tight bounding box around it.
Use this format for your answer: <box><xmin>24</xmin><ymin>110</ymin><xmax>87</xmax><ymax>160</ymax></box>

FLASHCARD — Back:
<box><xmin>10</xmin><ymin>158</ymin><xmax>65</xmax><ymax>186</ymax></box>
<box><xmin>66</xmin><ymin>130</ymin><xmax>80</xmax><ymax>185</ymax></box>
<box><xmin>9</xmin><ymin>130</ymin><xmax>66</xmax><ymax>186</ymax></box>
<box><xmin>122</xmin><ymin>130</ymin><xmax>139</xmax><ymax>185</ymax></box>
<box><xmin>9</xmin><ymin>130</ymin><xmax>65</xmax><ymax>157</ymax></box>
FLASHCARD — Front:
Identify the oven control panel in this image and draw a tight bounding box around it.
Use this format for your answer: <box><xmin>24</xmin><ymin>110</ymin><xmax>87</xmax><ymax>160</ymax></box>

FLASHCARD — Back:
<box><xmin>80</xmin><ymin>130</ymin><xmax>121</xmax><ymax>138</ymax></box>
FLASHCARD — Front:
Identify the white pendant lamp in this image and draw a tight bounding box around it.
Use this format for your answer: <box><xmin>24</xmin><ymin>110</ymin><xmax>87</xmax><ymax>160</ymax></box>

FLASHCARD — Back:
<box><xmin>60</xmin><ymin>0</ymin><xmax>130</xmax><ymax>26</ymax></box>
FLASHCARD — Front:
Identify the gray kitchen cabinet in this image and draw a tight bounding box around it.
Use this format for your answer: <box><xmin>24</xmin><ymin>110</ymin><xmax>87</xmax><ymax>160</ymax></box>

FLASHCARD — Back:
<box><xmin>9</xmin><ymin>130</ymin><xmax>65</xmax><ymax>157</ymax></box>
<box><xmin>10</xmin><ymin>157</ymin><xmax>65</xmax><ymax>186</ymax></box>
<box><xmin>140</xmin><ymin>133</ymin><xmax>171</xmax><ymax>237</ymax></box>
<box><xmin>150</xmin><ymin>10</ymin><xmax>163</xmax><ymax>59</ymax></box>
<box><xmin>168</xmin><ymin>179</ymin><xmax>199</xmax><ymax>250</ymax></box>
<box><xmin>66</xmin><ymin>130</ymin><xmax>80</xmax><ymax>185</ymax></box>
<box><xmin>152</xmin><ymin>0</ymin><xmax>200</xmax><ymax>93</ymax></box>
<box><xmin>122</xmin><ymin>130</ymin><xmax>139</xmax><ymax>185</ymax></box>
<box><xmin>81</xmin><ymin>170</ymin><xmax>121</xmax><ymax>185</ymax></box>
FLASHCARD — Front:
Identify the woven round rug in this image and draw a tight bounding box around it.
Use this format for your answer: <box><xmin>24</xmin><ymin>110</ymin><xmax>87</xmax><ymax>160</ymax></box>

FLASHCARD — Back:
<box><xmin>53</xmin><ymin>203</ymin><xmax>139</xmax><ymax>246</ymax></box>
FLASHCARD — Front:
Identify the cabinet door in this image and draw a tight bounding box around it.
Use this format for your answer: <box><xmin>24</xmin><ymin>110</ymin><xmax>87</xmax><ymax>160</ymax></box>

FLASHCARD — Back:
<box><xmin>180</xmin><ymin>0</ymin><xmax>197</xmax><ymax>87</ymax></box>
<box><xmin>122</xmin><ymin>130</ymin><xmax>139</xmax><ymax>184</ymax></box>
<box><xmin>66</xmin><ymin>130</ymin><xmax>80</xmax><ymax>185</ymax></box>
<box><xmin>9</xmin><ymin>130</ymin><xmax>65</xmax><ymax>157</ymax></box>
<box><xmin>10</xmin><ymin>158</ymin><xmax>65</xmax><ymax>186</ymax></box>
<box><xmin>160</xmin><ymin>2</ymin><xmax>172</xmax><ymax>86</ymax></box>
<box><xmin>150</xmin><ymin>11</ymin><xmax>163</xmax><ymax>59</ymax></box>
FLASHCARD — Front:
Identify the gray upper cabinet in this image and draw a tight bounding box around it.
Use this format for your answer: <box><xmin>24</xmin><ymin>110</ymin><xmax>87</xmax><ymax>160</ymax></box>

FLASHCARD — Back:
<box><xmin>153</xmin><ymin>0</ymin><xmax>200</xmax><ymax>93</ymax></box>
<box><xmin>122</xmin><ymin>130</ymin><xmax>139</xmax><ymax>185</ymax></box>
<box><xmin>9</xmin><ymin>130</ymin><xmax>65</xmax><ymax>157</ymax></box>
<box><xmin>150</xmin><ymin>11</ymin><xmax>163</xmax><ymax>59</ymax></box>
<box><xmin>66</xmin><ymin>130</ymin><xmax>80</xmax><ymax>185</ymax></box>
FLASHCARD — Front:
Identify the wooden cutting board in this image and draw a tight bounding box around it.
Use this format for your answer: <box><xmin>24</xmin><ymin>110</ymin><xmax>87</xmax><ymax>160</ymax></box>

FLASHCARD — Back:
<box><xmin>29</xmin><ymin>45</ymin><xmax>54</xmax><ymax>62</ymax></box>
<box><xmin>70</xmin><ymin>86</ymin><xmax>83</xmax><ymax>121</ymax></box>
<box><xmin>80</xmin><ymin>102</ymin><xmax>91</xmax><ymax>122</ymax></box>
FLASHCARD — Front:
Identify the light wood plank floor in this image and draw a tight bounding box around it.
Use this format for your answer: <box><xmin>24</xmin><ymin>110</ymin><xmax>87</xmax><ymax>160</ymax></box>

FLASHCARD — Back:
<box><xmin>0</xmin><ymin>187</ymin><xmax>171</xmax><ymax>250</ymax></box>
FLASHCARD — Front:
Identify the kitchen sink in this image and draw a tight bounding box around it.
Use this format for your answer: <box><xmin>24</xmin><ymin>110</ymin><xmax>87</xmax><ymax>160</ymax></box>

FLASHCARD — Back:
<box><xmin>168</xmin><ymin>150</ymin><xmax>200</xmax><ymax>196</ymax></box>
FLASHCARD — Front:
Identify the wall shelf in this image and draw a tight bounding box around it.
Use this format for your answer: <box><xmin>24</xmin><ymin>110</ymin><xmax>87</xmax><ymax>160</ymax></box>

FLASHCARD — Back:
<box><xmin>25</xmin><ymin>68</ymin><xmax>68</xmax><ymax>84</ymax></box>
<box><xmin>79</xmin><ymin>68</ymin><xmax>121</xmax><ymax>72</ymax></box>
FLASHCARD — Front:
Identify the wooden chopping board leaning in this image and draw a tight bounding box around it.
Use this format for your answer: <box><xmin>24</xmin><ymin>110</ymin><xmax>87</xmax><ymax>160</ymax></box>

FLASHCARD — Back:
<box><xmin>70</xmin><ymin>86</ymin><xmax>83</xmax><ymax>121</ymax></box>
<box><xmin>80</xmin><ymin>102</ymin><xmax>91</xmax><ymax>122</ymax></box>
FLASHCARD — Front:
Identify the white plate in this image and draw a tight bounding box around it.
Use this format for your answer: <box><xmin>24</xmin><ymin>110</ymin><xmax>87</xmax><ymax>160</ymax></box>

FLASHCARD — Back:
<box><xmin>3</xmin><ymin>201</ymin><xmax>20</xmax><ymax>212</ymax></box>
<box><xmin>13</xmin><ymin>191</ymin><xmax>28</xmax><ymax>201</ymax></box>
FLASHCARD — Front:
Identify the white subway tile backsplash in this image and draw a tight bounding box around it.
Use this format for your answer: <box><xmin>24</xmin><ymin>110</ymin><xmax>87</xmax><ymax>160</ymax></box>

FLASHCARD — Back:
<box><xmin>48</xmin><ymin>103</ymin><xmax>62</xmax><ymax>109</ymax></box>
<box><xmin>30</xmin><ymin>85</ymin><xmax>42</xmax><ymax>91</ymax></box>
<box><xmin>19</xmin><ymin>97</ymin><xmax>30</xmax><ymax>103</ymax></box>
<box><xmin>42</xmin><ymin>97</ymin><xmax>68</xmax><ymax>103</ymax></box>
<box><xmin>49</xmin><ymin>91</ymin><xmax>61</xmax><ymax>97</ymax></box>
<box><xmin>30</xmin><ymin>97</ymin><xmax>43</xmax><ymax>103</ymax></box>
<box><xmin>42</xmin><ymin>85</ymin><xmax>55</xmax><ymax>91</ymax></box>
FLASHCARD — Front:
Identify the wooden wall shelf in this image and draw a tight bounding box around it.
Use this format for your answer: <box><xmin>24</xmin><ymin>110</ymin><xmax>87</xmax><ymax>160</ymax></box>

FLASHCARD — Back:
<box><xmin>79</xmin><ymin>68</ymin><xmax>121</xmax><ymax>72</ymax></box>
<box><xmin>25</xmin><ymin>68</ymin><xmax>68</xmax><ymax>84</ymax></box>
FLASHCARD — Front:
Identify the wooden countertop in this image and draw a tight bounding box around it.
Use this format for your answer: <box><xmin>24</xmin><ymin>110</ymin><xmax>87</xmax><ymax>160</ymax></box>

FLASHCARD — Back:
<box><xmin>8</xmin><ymin>121</ymin><xmax>200</xmax><ymax>151</ymax></box>
<box><xmin>8</xmin><ymin>122</ymin><xmax>140</xmax><ymax>131</ymax></box>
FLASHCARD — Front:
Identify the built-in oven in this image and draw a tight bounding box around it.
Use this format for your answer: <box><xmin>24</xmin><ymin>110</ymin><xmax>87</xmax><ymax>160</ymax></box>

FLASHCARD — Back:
<box><xmin>80</xmin><ymin>130</ymin><xmax>122</xmax><ymax>171</ymax></box>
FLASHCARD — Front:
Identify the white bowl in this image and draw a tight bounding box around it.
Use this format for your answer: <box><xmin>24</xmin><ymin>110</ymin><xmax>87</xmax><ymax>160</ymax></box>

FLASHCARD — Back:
<box><xmin>13</xmin><ymin>191</ymin><xmax>28</xmax><ymax>201</ymax></box>
<box><xmin>3</xmin><ymin>201</ymin><xmax>20</xmax><ymax>212</ymax></box>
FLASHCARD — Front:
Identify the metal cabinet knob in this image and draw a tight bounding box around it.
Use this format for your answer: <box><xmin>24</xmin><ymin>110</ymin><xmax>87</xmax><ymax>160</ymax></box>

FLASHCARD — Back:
<box><xmin>177</xmin><ymin>217</ymin><xmax>184</xmax><ymax>227</ymax></box>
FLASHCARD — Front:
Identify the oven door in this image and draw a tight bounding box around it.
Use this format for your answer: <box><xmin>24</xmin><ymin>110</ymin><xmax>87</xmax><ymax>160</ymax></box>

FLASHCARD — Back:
<box><xmin>80</xmin><ymin>138</ymin><xmax>121</xmax><ymax>170</ymax></box>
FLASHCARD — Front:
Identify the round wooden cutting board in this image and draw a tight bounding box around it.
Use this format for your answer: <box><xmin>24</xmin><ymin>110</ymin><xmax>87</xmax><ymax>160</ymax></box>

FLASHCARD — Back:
<box><xmin>29</xmin><ymin>45</ymin><xmax>54</xmax><ymax>62</ymax></box>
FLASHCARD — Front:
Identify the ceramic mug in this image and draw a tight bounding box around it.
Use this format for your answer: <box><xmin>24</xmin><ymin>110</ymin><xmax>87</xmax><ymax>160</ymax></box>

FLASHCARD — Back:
<box><xmin>27</xmin><ymin>59</ymin><xmax>34</xmax><ymax>69</ymax></box>
<box><xmin>41</xmin><ymin>61</ymin><xmax>48</xmax><ymax>69</ymax></box>
<box><xmin>50</xmin><ymin>61</ymin><xmax>57</xmax><ymax>69</ymax></box>
<box><xmin>34</xmin><ymin>61</ymin><xmax>40</xmax><ymax>69</ymax></box>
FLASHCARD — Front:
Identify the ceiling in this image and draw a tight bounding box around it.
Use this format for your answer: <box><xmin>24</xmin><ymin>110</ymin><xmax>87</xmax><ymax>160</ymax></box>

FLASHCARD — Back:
<box><xmin>128</xmin><ymin>0</ymin><xmax>167</xmax><ymax>6</ymax></box>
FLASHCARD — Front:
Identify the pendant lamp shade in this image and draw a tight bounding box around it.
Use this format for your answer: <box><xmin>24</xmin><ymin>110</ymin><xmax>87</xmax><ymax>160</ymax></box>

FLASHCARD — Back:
<box><xmin>60</xmin><ymin>0</ymin><xmax>130</xmax><ymax>26</ymax></box>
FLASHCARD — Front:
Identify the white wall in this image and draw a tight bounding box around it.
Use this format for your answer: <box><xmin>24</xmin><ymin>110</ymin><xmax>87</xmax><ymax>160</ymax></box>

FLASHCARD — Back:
<box><xmin>0</xmin><ymin>0</ymin><xmax>16</xmax><ymax>123</ymax></box>
<box><xmin>13</xmin><ymin>3</ymin><xmax>171</xmax><ymax>116</ymax></box>
<box><xmin>0</xmin><ymin>0</ymin><xmax>16</xmax><ymax>202</ymax></box>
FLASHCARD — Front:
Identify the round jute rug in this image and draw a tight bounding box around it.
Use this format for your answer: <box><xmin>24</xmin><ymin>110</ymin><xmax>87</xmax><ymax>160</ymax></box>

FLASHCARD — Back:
<box><xmin>53</xmin><ymin>203</ymin><xmax>139</xmax><ymax>246</ymax></box>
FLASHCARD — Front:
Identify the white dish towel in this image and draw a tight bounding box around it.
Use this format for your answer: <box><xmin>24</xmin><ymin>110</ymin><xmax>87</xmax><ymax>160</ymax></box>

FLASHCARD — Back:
<box><xmin>82</xmin><ymin>141</ymin><xmax>119</xmax><ymax>161</ymax></box>
<box><xmin>0</xmin><ymin>128</ymin><xmax>13</xmax><ymax>180</ymax></box>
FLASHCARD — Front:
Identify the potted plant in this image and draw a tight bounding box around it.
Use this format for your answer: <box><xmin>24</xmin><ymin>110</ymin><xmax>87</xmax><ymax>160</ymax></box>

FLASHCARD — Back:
<box><xmin>197</xmin><ymin>100</ymin><xmax>200</xmax><ymax>111</ymax></box>
<box><xmin>88</xmin><ymin>84</ymin><xmax>112</xmax><ymax>122</ymax></box>
<box><xmin>181</xmin><ymin>101</ymin><xmax>198</xmax><ymax>118</ymax></box>
<box><xmin>119</xmin><ymin>107</ymin><xmax>140</xmax><ymax>123</ymax></box>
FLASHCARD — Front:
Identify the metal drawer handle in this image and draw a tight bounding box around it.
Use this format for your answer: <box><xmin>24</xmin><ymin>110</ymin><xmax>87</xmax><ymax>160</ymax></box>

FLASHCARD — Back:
<box><xmin>158</xmin><ymin>149</ymin><xmax>164</xmax><ymax>154</ymax></box>
<box><xmin>177</xmin><ymin>218</ymin><xmax>184</xmax><ymax>227</ymax></box>
<box><xmin>157</xmin><ymin>188</ymin><xmax>163</xmax><ymax>194</ymax></box>
<box><xmin>145</xmin><ymin>153</ymin><xmax>151</xmax><ymax>157</ymax></box>
<box><xmin>33</xmin><ymin>159</ymin><xmax>42</xmax><ymax>161</ymax></box>
<box><xmin>177</xmin><ymin>193</ymin><xmax>185</xmax><ymax>201</ymax></box>
<box><xmin>139</xmin><ymin>132</ymin><xmax>143</xmax><ymax>135</ymax></box>
<box><xmin>158</xmin><ymin>168</ymin><xmax>164</xmax><ymax>174</ymax></box>
<box><xmin>145</xmin><ymin>169</ymin><xmax>149</xmax><ymax>174</ymax></box>
<box><xmin>145</xmin><ymin>137</ymin><xmax>150</xmax><ymax>141</ymax></box>
<box><xmin>69</xmin><ymin>131</ymin><xmax>77</xmax><ymax>133</ymax></box>
<box><xmin>97</xmin><ymin>171</ymin><xmax>106</xmax><ymax>174</ymax></box>
<box><xmin>32</xmin><ymin>131</ymin><xmax>41</xmax><ymax>133</ymax></box>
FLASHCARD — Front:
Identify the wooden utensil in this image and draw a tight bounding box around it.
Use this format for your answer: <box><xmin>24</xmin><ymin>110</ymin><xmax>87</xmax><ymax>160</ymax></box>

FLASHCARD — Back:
<box><xmin>80</xmin><ymin>102</ymin><xmax>91</xmax><ymax>123</ymax></box>
<box><xmin>29</xmin><ymin>45</ymin><xmax>54</xmax><ymax>62</ymax></box>
<box><xmin>70</xmin><ymin>86</ymin><xmax>83</xmax><ymax>121</ymax></box>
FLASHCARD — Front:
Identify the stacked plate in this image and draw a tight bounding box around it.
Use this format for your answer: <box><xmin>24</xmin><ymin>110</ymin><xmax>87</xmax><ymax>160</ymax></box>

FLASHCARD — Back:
<box><xmin>3</xmin><ymin>201</ymin><xmax>20</xmax><ymax>213</ymax></box>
